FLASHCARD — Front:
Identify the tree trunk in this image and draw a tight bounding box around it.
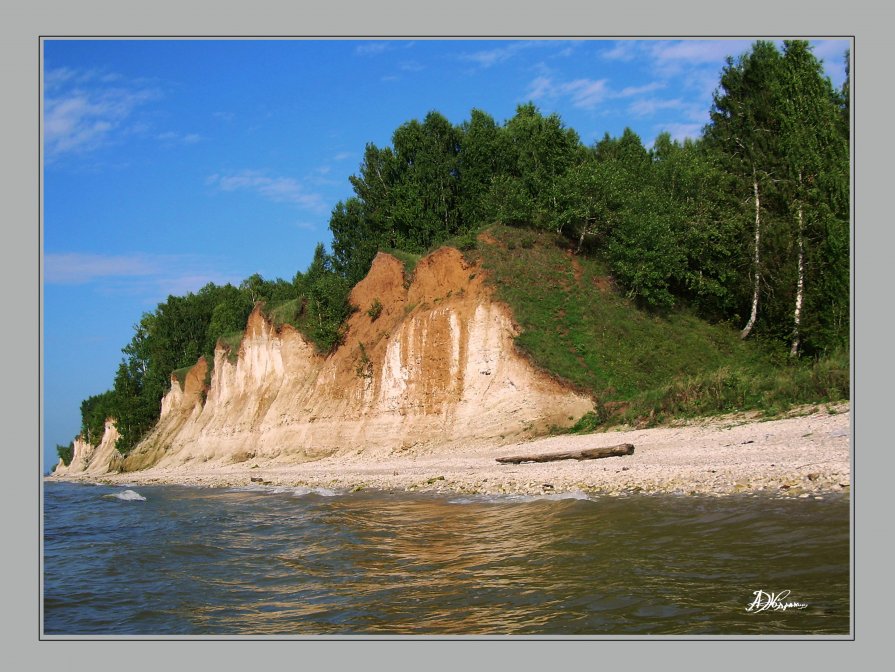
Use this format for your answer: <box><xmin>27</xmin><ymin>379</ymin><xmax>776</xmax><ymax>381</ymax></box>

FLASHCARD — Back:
<box><xmin>790</xmin><ymin>175</ymin><xmax>805</xmax><ymax>358</ymax></box>
<box><xmin>496</xmin><ymin>443</ymin><xmax>635</xmax><ymax>464</ymax></box>
<box><xmin>740</xmin><ymin>174</ymin><xmax>761</xmax><ymax>340</ymax></box>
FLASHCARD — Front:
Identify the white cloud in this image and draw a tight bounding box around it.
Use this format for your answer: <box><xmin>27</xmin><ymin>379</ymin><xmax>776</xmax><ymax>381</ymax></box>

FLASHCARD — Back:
<box><xmin>355</xmin><ymin>42</ymin><xmax>391</xmax><ymax>56</ymax></box>
<box><xmin>207</xmin><ymin>170</ymin><xmax>326</xmax><ymax>211</ymax></box>
<box><xmin>45</xmin><ymin>251</ymin><xmax>241</xmax><ymax>298</ymax></box>
<box><xmin>629</xmin><ymin>97</ymin><xmax>685</xmax><ymax>117</ymax></box>
<box><xmin>650</xmin><ymin>40</ymin><xmax>753</xmax><ymax>69</ymax></box>
<box><xmin>810</xmin><ymin>39</ymin><xmax>850</xmax><ymax>64</ymax></box>
<box><xmin>526</xmin><ymin>76</ymin><xmax>666</xmax><ymax>111</ymax></box>
<box><xmin>460</xmin><ymin>40</ymin><xmax>568</xmax><ymax>69</ymax></box>
<box><xmin>462</xmin><ymin>43</ymin><xmax>526</xmax><ymax>68</ymax></box>
<box><xmin>43</xmin><ymin>67</ymin><xmax>160</xmax><ymax>160</ymax></box>
<box><xmin>810</xmin><ymin>39</ymin><xmax>849</xmax><ymax>85</ymax></box>
<box><xmin>45</xmin><ymin>252</ymin><xmax>160</xmax><ymax>284</ymax></box>
<box><xmin>526</xmin><ymin>76</ymin><xmax>608</xmax><ymax>109</ymax></box>
<box><xmin>157</xmin><ymin>131</ymin><xmax>202</xmax><ymax>146</ymax></box>
<box><xmin>333</xmin><ymin>151</ymin><xmax>353</xmax><ymax>161</ymax></box>
<box><xmin>616</xmin><ymin>82</ymin><xmax>666</xmax><ymax>98</ymax></box>
<box><xmin>44</xmin><ymin>67</ymin><xmax>122</xmax><ymax>91</ymax></box>
<box><xmin>525</xmin><ymin>76</ymin><xmax>556</xmax><ymax>101</ymax></box>
<box><xmin>399</xmin><ymin>60</ymin><xmax>424</xmax><ymax>72</ymax></box>
<box><xmin>600</xmin><ymin>41</ymin><xmax>641</xmax><ymax>61</ymax></box>
<box><xmin>564</xmin><ymin>79</ymin><xmax>611</xmax><ymax>109</ymax></box>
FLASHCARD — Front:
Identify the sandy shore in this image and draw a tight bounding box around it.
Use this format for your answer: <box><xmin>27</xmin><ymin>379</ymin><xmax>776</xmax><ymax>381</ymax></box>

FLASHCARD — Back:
<box><xmin>49</xmin><ymin>403</ymin><xmax>851</xmax><ymax>499</ymax></box>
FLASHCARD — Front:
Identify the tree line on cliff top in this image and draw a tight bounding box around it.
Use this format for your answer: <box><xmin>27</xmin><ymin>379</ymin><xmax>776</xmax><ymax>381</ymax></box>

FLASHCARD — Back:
<box><xmin>67</xmin><ymin>40</ymin><xmax>849</xmax><ymax>459</ymax></box>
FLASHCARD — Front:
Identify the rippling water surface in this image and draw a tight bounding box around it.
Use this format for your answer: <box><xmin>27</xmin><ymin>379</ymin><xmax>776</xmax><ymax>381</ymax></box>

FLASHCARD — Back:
<box><xmin>43</xmin><ymin>482</ymin><xmax>850</xmax><ymax>635</ymax></box>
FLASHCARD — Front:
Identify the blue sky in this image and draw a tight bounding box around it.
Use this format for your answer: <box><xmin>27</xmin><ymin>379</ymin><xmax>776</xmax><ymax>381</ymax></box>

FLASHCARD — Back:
<box><xmin>42</xmin><ymin>38</ymin><xmax>849</xmax><ymax>470</ymax></box>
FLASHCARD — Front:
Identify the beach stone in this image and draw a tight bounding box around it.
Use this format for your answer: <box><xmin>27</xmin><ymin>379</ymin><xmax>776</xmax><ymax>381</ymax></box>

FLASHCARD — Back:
<box><xmin>807</xmin><ymin>473</ymin><xmax>820</xmax><ymax>481</ymax></box>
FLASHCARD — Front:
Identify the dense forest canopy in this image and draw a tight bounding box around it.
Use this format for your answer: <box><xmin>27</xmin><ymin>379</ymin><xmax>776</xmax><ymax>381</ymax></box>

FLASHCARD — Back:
<box><xmin>63</xmin><ymin>40</ymin><xmax>850</xmax><ymax>461</ymax></box>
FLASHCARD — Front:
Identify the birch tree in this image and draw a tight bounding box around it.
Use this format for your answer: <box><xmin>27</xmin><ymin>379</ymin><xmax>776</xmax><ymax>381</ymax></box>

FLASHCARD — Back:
<box><xmin>704</xmin><ymin>41</ymin><xmax>784</xmax><ymax>340</ymax></box>
<box><xmin>778</xmin><ymin>41</ymin><xmax>850</xmax><ymax>357</ymax></box>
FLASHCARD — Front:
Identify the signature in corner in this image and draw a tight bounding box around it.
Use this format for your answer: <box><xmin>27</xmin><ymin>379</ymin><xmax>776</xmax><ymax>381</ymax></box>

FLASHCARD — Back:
<box><xmin>746</xmin><ymin>590</ymin><xmax>808</xmax><ymax>612</ymax></box>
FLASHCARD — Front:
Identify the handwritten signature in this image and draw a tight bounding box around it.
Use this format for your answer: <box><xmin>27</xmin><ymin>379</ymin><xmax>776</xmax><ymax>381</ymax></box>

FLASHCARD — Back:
<box><xmin>746</xmin><ymin>590</ymin><xmax>808</xmax><ymax>612</ymax></box>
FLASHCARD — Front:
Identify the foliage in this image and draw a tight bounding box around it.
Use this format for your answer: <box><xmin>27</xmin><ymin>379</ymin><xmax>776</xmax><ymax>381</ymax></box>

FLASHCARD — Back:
<box><xmin>470</xmin><ymin>224</ymin><xmax>849</xmax><ymax>430</ymax></box>
<box><xmin>56</xmin><ymin>442</ymin><xmax>74</xmax><ymax>466</ymax></box>
<box><xmin>384</xmin><ymin>248</ymin><xmax>422</xmax><ymax>281</ymax></box>
<box><xmin>217</xmin><ymin>331</ymin><xmax>244</xmax><ymax>364</ymax></box>
<box><xmin>367</xmin><ymin>299</ymin><xmax>383</xmax><ymax>321</ymax></box>
<box><xmin>172</xmin><ymin>365</ymin><xmax>195</xmax><ymax>391</ymax></box>
<box><xmin>355</xmin><ymin>342</ymin><xmax>373</xmax><ymax>379</ymax></box>
<box><xmin>79</xmin><ymin>390</ymin><xmax>116</xmax><ymax>446</ymax></box>
<box><xmin>703</xmin><ymin>40</ymin><xmax>849</xmax><ymax>355</ymax></box>
<box><xmin>76</xmin><ymin>41</ymin><xmax>849</xmax><ymax>450</ymax></box>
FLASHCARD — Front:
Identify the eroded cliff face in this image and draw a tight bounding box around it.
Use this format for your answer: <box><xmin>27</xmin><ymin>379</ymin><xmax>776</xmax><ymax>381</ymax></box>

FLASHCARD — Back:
<box><xmin>53</xmin><ymin>419</ymin><xmax>122</xmax><ymax>475</ymax></box>
<box><xmin>62</xmin><ymin>248</ymin><xmax>594</xmax><ymax>475</ymax></box>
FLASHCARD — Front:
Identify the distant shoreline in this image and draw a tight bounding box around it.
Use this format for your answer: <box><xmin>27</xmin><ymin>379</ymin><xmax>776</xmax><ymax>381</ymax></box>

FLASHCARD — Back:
<box><xmin>48</xmin><ymin>403</ymin><xmax>851</xmax><ymax>499</ymax></box>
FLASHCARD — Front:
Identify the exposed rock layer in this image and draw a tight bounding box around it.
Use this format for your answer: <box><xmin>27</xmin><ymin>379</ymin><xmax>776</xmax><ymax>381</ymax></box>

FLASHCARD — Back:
<box><xmin>58</xmin><ymin>249</ymin><xmax>594</xmax><ymax>475</ymax></box>
<box><xmin>53</xmin><ymin>419</ymin><xmax>122</xmax><ymax>476</ymax></box>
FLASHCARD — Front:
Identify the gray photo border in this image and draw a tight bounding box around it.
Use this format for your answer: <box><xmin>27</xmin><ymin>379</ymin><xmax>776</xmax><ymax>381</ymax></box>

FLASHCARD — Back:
<box><xmin>7</xmin><ymin>0</ymin><xmax>889</xmax><ymax>667</ymax></box>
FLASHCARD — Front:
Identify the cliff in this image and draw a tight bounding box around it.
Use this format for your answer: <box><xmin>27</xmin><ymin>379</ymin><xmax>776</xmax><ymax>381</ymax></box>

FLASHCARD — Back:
<box><xmin>52</xmin><ymin>419</ymin><xmax>122</xmax><ymax>476</ymax></box>
<box><xmin>58</xmin><ymin>248</ymin><xmax>594</xmax><ymax>475</ymax></box>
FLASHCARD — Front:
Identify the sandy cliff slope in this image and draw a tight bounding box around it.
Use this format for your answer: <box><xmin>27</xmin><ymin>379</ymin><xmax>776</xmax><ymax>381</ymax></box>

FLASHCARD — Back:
<box><xmin>52</xmin><ymin>419</ymin><xmax>122</xmax><ymax>476</ymax></box>
<box><xmin>64</xmin><ymin>248</ymin><xmax>593</xmax><ymax>475</ymax></box>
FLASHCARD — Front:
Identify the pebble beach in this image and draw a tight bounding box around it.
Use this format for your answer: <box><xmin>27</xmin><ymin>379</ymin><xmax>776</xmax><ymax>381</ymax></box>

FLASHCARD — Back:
<box><xmin>51</xmin><ymin>403</ymin><xmax>851</xmax><ymax>500</ymax></box>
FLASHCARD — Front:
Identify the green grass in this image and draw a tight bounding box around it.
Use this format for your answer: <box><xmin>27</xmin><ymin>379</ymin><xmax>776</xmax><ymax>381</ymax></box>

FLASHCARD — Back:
<box><xmin>264</xmin><ymin>298</ymin><xmax>304</xmax><ymax>329</ymax></box>
<box><xmin>382</xmin><ymin>249</ymin><xmax>422</xmax><ymax>281</ymax></box>
<box><xmin>216</xmin><ymin>331</ymin><xmax>245</xmax><ymax>364</ymax></box>
<box><xmin>172</xmin><ymin>365</ymin><xmax>195</xmax><ymax>391</ymax></box>
<box><xmin>464</xmin><ymin>224</ymin><xmax>849</xmax><ymax>430</ymax></box>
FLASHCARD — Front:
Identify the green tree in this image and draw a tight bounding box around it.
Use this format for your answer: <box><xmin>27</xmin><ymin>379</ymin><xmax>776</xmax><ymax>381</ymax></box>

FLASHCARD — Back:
<box><xmin>329</xmin><ymin>197</ymin><xmax>378</xmax><ymax>286</ymax></box>
<box><xmin>493</xmin><ymin>103</ymin><xmax>581</xmax><ymax>230</ymax></box>
<box><xmin>457</xmin><ymin>108</ymin><xmax>506</xmax><ymax>227</ymax></box>
<box><xmin>778</xmin><ymin>40</ymin><xmax>850</xmax><ymax>356</ymax></box>
<box><xmin>650</xmin><ymin>134</ymin><xmax>742</xmax><ymax>318</ymax></box>
<box><xmin>555</xmin><ymin>156</ymin><xmax>626</xmax><ymax>249</ymax></box>
<box><xmin>205</xmin><ymin>285</ymin><xmax>253</xmax><ymax>357</ymax></box>
<box><xmin>606</xmin><ymin>187</ymin><xmax>685</xmax><ymax>309</ymax></box>
<box><xmin>79</xmin><ymin>389</ymin><xmax>116</xmax><ymax>446</ymax></box>
<box><xmin>704</xmin><ymin>41</ymin><xmax>785</xmax><ymax>340</ymax></box>
<box><xmin>56</xmin><ymin>442</ymin><xmax>74</xmax><ymax>467</ymax></box>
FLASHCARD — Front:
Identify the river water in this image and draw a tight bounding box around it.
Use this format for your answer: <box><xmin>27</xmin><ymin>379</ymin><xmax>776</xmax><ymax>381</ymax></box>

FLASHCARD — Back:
<box><xmin>43</xmin><ymin>481</ymin><xmax>850</xmax><ymax>636</ymax></box>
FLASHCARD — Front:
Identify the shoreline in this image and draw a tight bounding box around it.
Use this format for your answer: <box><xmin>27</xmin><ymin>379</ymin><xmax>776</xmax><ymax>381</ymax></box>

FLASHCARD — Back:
<box><xmin>48</xmin><ymin>403</ymin><xmax>851</xmax><ymax>499</ymax></box>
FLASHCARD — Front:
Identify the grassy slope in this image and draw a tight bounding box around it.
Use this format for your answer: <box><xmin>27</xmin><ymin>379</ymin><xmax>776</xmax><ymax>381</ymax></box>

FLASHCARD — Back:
<box><xmin>462</xmin><ymin>225</ymin><xmax>849</xmax><ymax>429</ymax></box>
<box><xmin>202</xmin><ymin>224</ymin><xmax>848</xmax><ymax>431</ymax></box>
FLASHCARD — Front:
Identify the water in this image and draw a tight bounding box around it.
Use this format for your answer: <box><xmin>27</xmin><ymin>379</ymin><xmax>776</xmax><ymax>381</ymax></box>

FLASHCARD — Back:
<box><xmin>43</xmin><ymin>481</ymin><xmax>850</xmax><ymax>636</ymax></box>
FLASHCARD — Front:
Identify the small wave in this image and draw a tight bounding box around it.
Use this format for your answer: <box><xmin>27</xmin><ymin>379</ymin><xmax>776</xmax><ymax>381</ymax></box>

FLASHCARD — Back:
<box><xmin>105</xmin><ymin>489</ymin><xmax>146</xmax><ymax>501</ymax></box>
<box><xmin>290</xmin><ymin>486</ymin><xmax>340</xmax><ymax>498</ymax></box>
<box><xmin>226</xmin><ymin>484</ymin><xmax>340</xmax><ymax>497</ymax></box>
<box><xmin>225</xmin><ymin>484</ymin><xmax>270</xmax><ymax>492</ymax></box>
<box><xmin>449</xmin><ymin>490</ymin><xmax>593</xmax><ymax>505</ymax></box>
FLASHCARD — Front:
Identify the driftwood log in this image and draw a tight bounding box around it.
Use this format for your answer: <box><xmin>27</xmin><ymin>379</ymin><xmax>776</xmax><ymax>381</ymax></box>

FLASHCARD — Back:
<box><xmin>496</xmin><ymin>443</ymin><xmax>634</xmax><ymax>465</ymax></box>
